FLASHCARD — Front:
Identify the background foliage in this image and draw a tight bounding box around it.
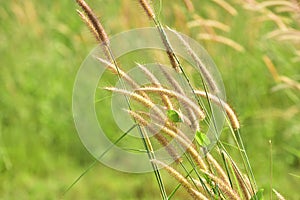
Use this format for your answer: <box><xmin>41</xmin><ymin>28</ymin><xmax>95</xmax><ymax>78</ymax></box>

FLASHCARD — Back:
<box><xmin>0</xmin><ymin>0</ymin><xmax>299</xmax><ymax>199</ymax></box>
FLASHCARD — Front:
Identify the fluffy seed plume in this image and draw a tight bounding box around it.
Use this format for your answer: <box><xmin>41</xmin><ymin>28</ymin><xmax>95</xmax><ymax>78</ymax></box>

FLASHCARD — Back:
<box><xmin>128</xmin><ymin>107</ymin><xmax>207</xmax><ymax>170</ymax></box>
<box><xmin>76</xmin><ymin>0</ymin><xmax>109</xmax><ymax>45</ymax></box>
<box><xmin>168</xmin><ymin>27</ymin><xmax>220</xmax><ymax>94</ymax></box>
<box><xmin>159</xmin><ymin>30</ymin><xmax>181</xmax><ymax>73</ymax></box>
<box><xmin>76</xmin><ymin>10</ymin><xmax>101</xmax><ymax>42</ymax></box>
<box><xmin>231</xmin><ymin>160</ymin><xmax>252</xmax><ymax>199</ymax></box>
<box><xmin>138</xmin><ymin>0</ymin><xmax>155</xmax><ymax>19</ymax></box>
<box><xmin>138</xmin><ymin>1</ymin><xmax>181</xmax><ymax>73</ymax></box>
<box><xmin>212</xmin><ymin>0</ymin><xmax>238</xmax><ymax>16</ymax></box>
<box><xmin>138</xmin><ymin>87</ymin><xmax>206</xmax><ymax>120</ymax></box>
<box><xmin>137</xmin><ymin>63</ymin><xmax>174</xmax><ymax>109</ymax></box>
<box><xmin>158</xmin><ymin>124</ymin><xmax>207</xmax><ymax>170</ymax></box>
<box><xmin>131</xmin><ymin>110</ymin><xmax>193</xmax><ymax>148</ymax></box>
<box><xmin>206</xmin><ymin>153</ymin><xmax>230</xmax><ymax>186</ymax></box>
<box><xmin>273</xmin><ymin>189</ymin><xmax>286</xmax><ymax>200</ymax></box>
<box><xmin>97</xmin><ymin>58</ymin><xmax>150</xmax><ymax>100</ymax></box>
<box><xmin>159</xmin><ymin>64</ymin><xmax>185</xmax><ymax>95</ymax></box>
<box><xmin>222</xmin><ymin>150</ymin><xmax>253</xmax><ymax>198</ymax></box>
<box><xmin>198</xmin><ymin>33</ymin><xmax>245</xmax><ymax>52</ymax></box>
<box><xmin>188</xmin><ymin>16</ymin><xmax>230</xmax><ymax>32</ymax></box>
<box><xmin>203</xmin><ymin>171</ymin><xmax>241</xmax><ymax>200</ymax></box>
<box><xmin>195</xmin><ymin>90</ymin><xmax>240</xmax><ymax>130</ymax></box>
<box><xmin>152</xmin><ymin>159</ymin><xmax>209</xmax><ymax>200</ymax></box>
<box><xmin>158</xmin><ymin>65</ymin><xmax>200</xmax><ymax>131</ymax></box>
<box><xmin>104</xmin><ymin>87</ymin><xmax>165</xmax><ymax>119</ymax></box>
<box><xmin>183</xmin><ymin>0</ymin><xmax>195</xmax><ymax>12</ymax></box>
<box><xmin>105</xmin><ymin>87</ymin><xmax>194</xmax><ymax>141</ymax></box>
<box><xmin>192</xmin><ymin>178</ymin><xmax>214</xmax><ymax>196</ymax></box>
<box><xmin>127</xmin><ymin>110</ymin><xmax>182</xmax><ymax>163</ymax></box>
<box><xmin>135</xmin><ymin>110</ymin><xmax>193</xmax><ymax>138</ymax></box>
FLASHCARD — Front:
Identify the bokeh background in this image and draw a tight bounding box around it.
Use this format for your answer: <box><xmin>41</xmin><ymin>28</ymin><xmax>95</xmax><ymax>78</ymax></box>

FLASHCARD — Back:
<box><xmin>0</xmin><ymin>0</ymin><xmax>299</xmax><ymax>199</ymax></box>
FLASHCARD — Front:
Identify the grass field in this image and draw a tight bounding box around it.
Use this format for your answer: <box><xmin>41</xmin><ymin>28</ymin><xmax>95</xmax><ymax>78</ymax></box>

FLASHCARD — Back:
<box><xmin>0</xmin><ymin>0</ymin><xmax>299</xmax><ymax>199</ymax></box>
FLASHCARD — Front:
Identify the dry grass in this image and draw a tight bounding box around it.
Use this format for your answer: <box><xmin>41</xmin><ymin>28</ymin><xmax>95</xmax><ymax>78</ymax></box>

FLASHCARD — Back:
<box><xmin>74</xmin><ymin>0</ymin><xmax>291</xmax><ymax>199</ymax></box>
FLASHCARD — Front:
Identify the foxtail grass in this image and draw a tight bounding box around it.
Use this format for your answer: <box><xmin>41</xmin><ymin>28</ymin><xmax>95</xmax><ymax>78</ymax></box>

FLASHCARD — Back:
<box><xmin>71</xmin><ymin>1</ymin><xmax>283</xmax><ymax>199</ymax></box>
<box><xmin>76</xmin><ymin>0</ymin><xmax>169</xmax><ymax>198</ymax></box>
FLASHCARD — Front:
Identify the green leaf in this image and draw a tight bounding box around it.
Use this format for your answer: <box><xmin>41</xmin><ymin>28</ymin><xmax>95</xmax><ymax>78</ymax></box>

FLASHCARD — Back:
<box><xmin>250</xmin><ymin>188</ymin><xmax>264</xmax><ymax>200</ymax></box>
<box><xmin>195</xmin><ymin>131</ymin><xmax>211</xmax><ymax>146</ymax></box>
<box><xmin>167</xmin><ymin>110</ymin><xmax>182</xmax><ymax>123</ymax></box>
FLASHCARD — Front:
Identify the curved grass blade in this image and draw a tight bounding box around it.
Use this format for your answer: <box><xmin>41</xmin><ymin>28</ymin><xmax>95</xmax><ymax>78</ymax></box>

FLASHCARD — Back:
<box><xmin>63</xmin><ymin>124</ymin><xmax>137</xmax><ymax>196</ymax></box>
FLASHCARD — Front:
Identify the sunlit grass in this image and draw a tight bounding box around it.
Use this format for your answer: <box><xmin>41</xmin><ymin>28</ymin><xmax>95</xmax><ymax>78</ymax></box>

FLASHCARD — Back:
<box><xmin>0</xmin><ymin>0</ymin><xmax>299</xmax><ymax>199</ymax></box>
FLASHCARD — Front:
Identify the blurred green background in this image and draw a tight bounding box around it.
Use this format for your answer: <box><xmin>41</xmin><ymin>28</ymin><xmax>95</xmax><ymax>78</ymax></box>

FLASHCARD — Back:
<box><xmin>0</xmin><ymin>0</ymin><xmax>299</xmax><ymax>199</ymax></box>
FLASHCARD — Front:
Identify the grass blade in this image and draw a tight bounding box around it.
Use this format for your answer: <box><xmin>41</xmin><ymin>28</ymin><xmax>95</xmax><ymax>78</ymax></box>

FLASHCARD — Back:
<box><xmin>63</xmin><ymin>124</ymin><xmax>137</xmax><ymax>196</ymax></box>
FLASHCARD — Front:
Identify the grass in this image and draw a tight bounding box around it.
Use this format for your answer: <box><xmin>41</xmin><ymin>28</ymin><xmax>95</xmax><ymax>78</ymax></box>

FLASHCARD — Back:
<box><xmin>0</xmin><ymin>0</ymin><xmax>299</xmax><ymax>199</ymax></box>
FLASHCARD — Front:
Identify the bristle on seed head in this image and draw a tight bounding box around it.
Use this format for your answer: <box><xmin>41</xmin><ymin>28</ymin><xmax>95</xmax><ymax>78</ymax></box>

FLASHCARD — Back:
<box><xmin>76</xmin><ymin>0</ymin><xmax>109</xmax><ymax>45</ymax></box>
<box><xmin>139</xmin><ymin>0</ymin><xmax>156</xmax><ymax>19</ymax></box>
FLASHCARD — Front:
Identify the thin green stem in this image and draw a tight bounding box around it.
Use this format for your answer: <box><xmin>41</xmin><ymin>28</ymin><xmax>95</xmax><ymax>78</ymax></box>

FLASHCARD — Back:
<box><xmin>234</xmin><ymin>129</ymin><xmax>257</xmax><ymax>195</ymax></box>
<box><xmin>221</xmin><ymin>150</ymin><xmax>233</xmax><ymax>188</ymax></box>
<box><xmin>167</xmin><ymin>167</ymin><xmax>194</xmax><ymax>200</ymax></box>
<box><xmin>103</xmin><ymin>43</ymin><xmax>168</xmax><ymax>200</ymax></box>
<box><xmin>63</xmin><ymin>124</ymin><xmax>137</xmax><ymax>196</ymax></box>
<box><xmin>270</xmin><ymin>140</ymin><xmax>273</xmax><ymax>200</ymax></box>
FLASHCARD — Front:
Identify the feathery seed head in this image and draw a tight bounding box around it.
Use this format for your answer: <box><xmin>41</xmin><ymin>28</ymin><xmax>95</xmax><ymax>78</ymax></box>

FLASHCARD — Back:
<box><xmin>76</xmin><ymin>0</ymin><xmax>109</xmax><ymax>45</ymax></box>
<box><xmin>139</xmin><ymin>0</ymin><xmax>156</xmax><ymax>19</ymax></box>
